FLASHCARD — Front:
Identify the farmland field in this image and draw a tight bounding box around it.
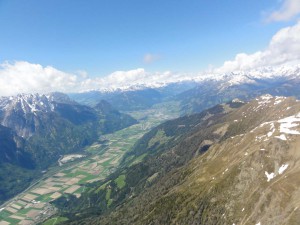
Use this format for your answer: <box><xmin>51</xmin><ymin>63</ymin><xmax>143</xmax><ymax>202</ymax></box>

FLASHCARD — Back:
<box><xmin>0</xmin><ymin>102</ymin><xmax>180</xmax><ymax>225</ymax></box>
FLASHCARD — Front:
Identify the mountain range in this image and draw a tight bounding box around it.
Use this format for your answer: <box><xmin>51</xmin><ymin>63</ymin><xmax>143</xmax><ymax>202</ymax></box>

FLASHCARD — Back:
<box><xmin>0</xmin><ymin>66</ymin><xmax>300</xmax><ymax>224</ymax></box>
<box><xmin>0</xmin><ymin>93</ymin><xmax>137</xmax><ymax>204</ymax></box>
<box><xmin>69</xmin><ymin>65</ymin><xmax>300</xmax><ymax>115</ymax></box>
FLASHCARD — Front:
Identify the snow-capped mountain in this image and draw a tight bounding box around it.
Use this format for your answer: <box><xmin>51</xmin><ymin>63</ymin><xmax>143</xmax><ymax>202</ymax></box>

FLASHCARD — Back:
<box><xmin>0</xmin><ymin>92</ymin><xmax>137</xmax><ymax>205</ymax></box>
<box><xmin>0</xmin><ymin>92</ymin><xmax>75</xmax><ymax>115</ymax></box>
<box><xmin>84</xmin><ymin>64</ymin><xmax>300</xmax><ymax>93</ymax></box>
<box><xmin>0</xmin><ymin>93</ymin><xmax>77</xmax><ymax>138</ymax></box>
<box><xmin>69</xmin><ymin>64</ymin><xmax>300</xmax><ymax>113</ymax></box>
<box><xmin>175</xmin><ymin>66</ymin><xmax>300</xmax><ymax>115</ymax></box>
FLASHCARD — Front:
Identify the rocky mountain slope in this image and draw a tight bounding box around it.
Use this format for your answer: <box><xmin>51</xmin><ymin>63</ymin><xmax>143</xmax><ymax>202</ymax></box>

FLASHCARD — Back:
<box><xmin>69</xmin><ymin>89</ymin><xmax>162</xmax><ymax>110</ymax></box>
<box><xmin>0</xmin><ymin>93</ymin><xmax>137</xmax><ymax>204</ymax></box>
<box><xmin>55</xmin><ymin>95</ymin><xmax>300</xmax><ymax>225</ymax></box>
<box><xmin>0</xmin><ymin>125</ymin><xmax>37</xmax><ymax>204</ymax></box>
<box><xmin>68</xmin><ymin>81</ymin><xmax>198</xmax><ymax>111</ymax></box>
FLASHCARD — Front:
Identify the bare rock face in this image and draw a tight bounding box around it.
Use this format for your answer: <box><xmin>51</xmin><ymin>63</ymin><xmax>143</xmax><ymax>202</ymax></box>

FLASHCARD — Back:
<box><xmin>0</xmin><ymin>93</ymin><xmax>71</xmax><ymax>138</ymax></box>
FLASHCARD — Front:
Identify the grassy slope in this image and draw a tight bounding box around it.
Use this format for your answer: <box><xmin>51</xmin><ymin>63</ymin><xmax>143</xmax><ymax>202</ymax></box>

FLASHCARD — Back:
<box><xmin>63</xmin><ymin>96</ymin><xmax>300</xmax><ymax>225</ymax></box>
<box><xmin>52</xmin><ymin>101</ymin><xmax>244</xmax><ymax>222</ymax></box>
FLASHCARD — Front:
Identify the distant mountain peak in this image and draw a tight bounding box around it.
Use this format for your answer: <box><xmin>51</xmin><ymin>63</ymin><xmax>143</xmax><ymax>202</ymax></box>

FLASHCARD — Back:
<box><xmin>0</xmin><ymin>92</ymin><xmax>74</xmax><ymax>115</ymax></box>
<box><xmin>72</xmin><ymin>64</ymin><xmax>300</xmax><ymax>94</ymax></box>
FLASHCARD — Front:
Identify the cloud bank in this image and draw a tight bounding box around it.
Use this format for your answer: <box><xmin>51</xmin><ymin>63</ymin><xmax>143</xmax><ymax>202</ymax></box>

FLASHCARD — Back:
<box><xmin>0</xmin><ymin>61</ymin><xmax>79</xmax><ymax>96</ymax></box>
<box><xmin>1</xmin><ymin>20</ymin><xmax>300</xmax><ymax>96</ymax></box>
<box><xmin>0</xmin><ymin>62</ymin><xmax>192</xmax><ymax>96</ymax></box>
<box><xmin>266</xmin><ymin>0</ymin><xmax>300</xmax><ymax>22</ymax></box>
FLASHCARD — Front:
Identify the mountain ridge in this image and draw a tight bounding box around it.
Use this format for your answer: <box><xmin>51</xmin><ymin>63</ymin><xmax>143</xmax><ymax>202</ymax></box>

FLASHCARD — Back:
<box><xmin>0</xmin><ymin>92</ymin><xmax>137</xmax><ymax>205</ymax></box>
<box><xmin>54</xmin><ymin>95</ymin><xmax>300</xmax><ymax>225</ymax></box>
<box><xmin>68</xmin><ymin>64</ymin><xmax>300</xmax><ymax>94</ymax></box>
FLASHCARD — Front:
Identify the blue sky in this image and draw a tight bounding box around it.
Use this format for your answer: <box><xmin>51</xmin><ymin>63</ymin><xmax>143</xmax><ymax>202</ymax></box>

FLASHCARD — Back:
<box><xmin>0</xmin><ymin>0</ymin><xmax>299</xmax><ymax>96</ymax></box>
<box><xmin>0</xmin><ymin>0</ymin><xmax>294</xmax><ymax>76</ymax></box>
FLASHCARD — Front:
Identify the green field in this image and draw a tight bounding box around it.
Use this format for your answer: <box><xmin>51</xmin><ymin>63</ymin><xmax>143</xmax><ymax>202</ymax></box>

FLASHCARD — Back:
<box><xmin>115</xmin><ymin>174</ymin><xmax>126</xmax><ymax>189</ymax></box>
<box><xmin>0</xmin><ymin>102</ymin><xmax>180</xmax><ymax>224</ymax></box>
<box><xmin>43</xmin><ymin>216</ymin><xmax>68</xmax><ymax>225</ymax></box>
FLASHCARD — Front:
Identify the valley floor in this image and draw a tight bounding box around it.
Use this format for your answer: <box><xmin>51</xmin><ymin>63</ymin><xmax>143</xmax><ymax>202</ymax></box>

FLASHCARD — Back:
<box><xmin>0</xmin><ymin>102</ymin><xmax>179</xmax><ymax>225</ymax></box>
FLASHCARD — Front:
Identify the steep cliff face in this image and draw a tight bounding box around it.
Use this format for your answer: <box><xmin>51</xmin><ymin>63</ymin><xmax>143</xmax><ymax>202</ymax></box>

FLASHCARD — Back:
<box><xmin>0</xmin><ymin>125</ymin><xmax>34</xmax><ymax>168</ymax></box>
<box><xmin>0</xmin><ymin>125</ymin><xmax>37</xmax><ymax>204</ymax></box>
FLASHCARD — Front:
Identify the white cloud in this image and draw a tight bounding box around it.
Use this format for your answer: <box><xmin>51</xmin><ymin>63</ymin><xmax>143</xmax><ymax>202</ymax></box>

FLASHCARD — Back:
<box><xmin>0</xmin><ymin>61</ymin><xmax>80</xmax><ymax>96</ymax></box>
<box><xmin>266</xmin><ymin>0</ymin><xmax>300</xmax><ymax>22</ymax></box>
<box><xmin>143</xmin><ymin>53</ymin><xmax>161</xmax><ymax>64</ymax></box>
<box><xmin>80</xmin><ymin>68</ymin><xmax>191</xmax><ymax>91</ymax></box>
<box><xmin>214</xmin><ymin>20</ymin><xmax>300</xmax><ymax>73</ymax></box>
<box><xmin>0</xmin><ymin>61</ymin><xmax>193</xmax><ymax>96</ymax></box>
<box><xmin>1</xmin><ymin>20</ymin><xmax>300</xmax><ymax>96</ymax></box>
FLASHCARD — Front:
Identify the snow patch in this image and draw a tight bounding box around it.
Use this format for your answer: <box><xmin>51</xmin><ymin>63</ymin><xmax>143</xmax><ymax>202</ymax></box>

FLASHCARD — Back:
<box><xmin>232</xmin><ymin>98</ymin><xmax>244</xmax><ymax>103</ymax></box>
<box><xmin>265</xmin><ymin>163</ymin><xmax>288</xmax><ymax>182</ymax></box>
<box><xmin>222</xmin><ymin>168</ymin><xmax>229</xmax><ymax>175</ymax></box>
<box><xmin>261</xmin><ymin>94</ymin><xmax>273</xmax><ymax>101</ymax></box>
<box><xmin>257</xmin><ymin>94</ymin><xmax>273</xmax><ymax>106</ymax></box>
<box><xmin>265</xmin><ymin>171</ymin><xmax>275</xmax><ymax>182</ymax></box>
<box><xmin>278</xmin><ymin>164</ymin><xmax>289</xmax><ymax>175</ymax></box>
<box><xmin>267</xmin><ymin>123</ymin><xmax>275</xmax><ymax>137</ymax></box>
<box><xmin>274</xmin><ymin>96</ymin><xmax>285</xmax><ymax>105</ymax></box>
<box><xmin>278</xmin><ymin>115</ymin><xmax>300</xmax><ymax>135</ymax></box>
<box><xmin>275</xmin><ymin>134</ymin><xmax>287</xmax><ymax>141</ymax></box>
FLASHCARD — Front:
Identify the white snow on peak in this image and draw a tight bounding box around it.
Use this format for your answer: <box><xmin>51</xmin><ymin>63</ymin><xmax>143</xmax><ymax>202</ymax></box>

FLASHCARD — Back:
<box><xmin>261</xmin><ymin>94</ymin><xmax>273</xmax><ymax>100</ymax></box>
<box><xmin>232</xmin><ymin>98</ymin><xmax>244</xmax><ymax>103</ymax></box>
<box><xmin>255</xmin><ymin>94</ymin><xmax>274</xmax><ymax>107</ymax></box>
<box><xmin>255</xmin><ymin>222</ymin><xmax>261</xmax><ymax>225</ymax></box>
<box><xmin>0</xmin><ymin>93</ymin><xmax>64</xmax><ymax>114</ymax></box>
<box><xmin>274</xmin><ymin>96</ymin><xmax>286</xmax><ymax>105</ymax></box>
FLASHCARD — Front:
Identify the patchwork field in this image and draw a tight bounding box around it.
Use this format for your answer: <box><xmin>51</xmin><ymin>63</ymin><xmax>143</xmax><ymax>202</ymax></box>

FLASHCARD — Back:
<box><xmin>0</xmin><ymin>102</ymin><xmax>180</xmax><ymax>224</ymax></box>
